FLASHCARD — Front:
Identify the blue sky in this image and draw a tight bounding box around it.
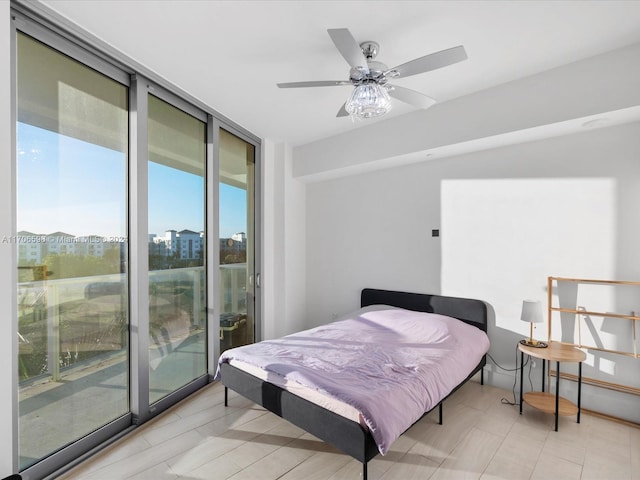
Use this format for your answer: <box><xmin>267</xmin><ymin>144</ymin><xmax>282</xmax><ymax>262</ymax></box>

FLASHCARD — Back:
<box><xmin>17</xmin><ymin>122</ymin><xmax>246</xmax><ymax>239</ymax></box>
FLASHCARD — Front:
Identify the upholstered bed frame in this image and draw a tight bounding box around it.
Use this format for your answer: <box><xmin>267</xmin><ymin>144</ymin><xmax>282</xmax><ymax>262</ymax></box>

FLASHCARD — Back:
<box><xmin>220</xmin><ymin>288</ymin><xmax>487</xmax><ymax>479</ymax></box>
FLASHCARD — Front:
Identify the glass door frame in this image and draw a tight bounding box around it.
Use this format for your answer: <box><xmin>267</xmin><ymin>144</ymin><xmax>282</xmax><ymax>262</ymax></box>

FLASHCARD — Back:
<box><xmin>209</xmin><ymin>119</ymin><xmax>262</xmax><ymax>372</ymax></box>
<box><xmin>131</xmin><ymin>77</ymin><xmax>211</xmax><ymax>424</ymax></box>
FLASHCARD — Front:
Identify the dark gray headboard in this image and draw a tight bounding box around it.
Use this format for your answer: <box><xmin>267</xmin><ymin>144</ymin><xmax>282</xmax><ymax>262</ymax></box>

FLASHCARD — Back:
<box><xmin>361</xmin><ymin>288</ymin><xmax>487</xmax><ymax>332</ymax></box>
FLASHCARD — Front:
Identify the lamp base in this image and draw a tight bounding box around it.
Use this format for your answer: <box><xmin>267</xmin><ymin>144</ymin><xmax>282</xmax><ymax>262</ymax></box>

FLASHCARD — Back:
<box><xmin>519</xmin><ymin>339</ymin><xmax>548</xmax><ymax>348</ymax></box>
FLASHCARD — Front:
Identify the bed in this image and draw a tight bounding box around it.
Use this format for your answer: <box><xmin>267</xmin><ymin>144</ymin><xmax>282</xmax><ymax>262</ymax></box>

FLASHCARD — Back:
<box><xmin>217</xmin><ymin>288</ymin><xmax>488</xmax><ymax>479</ymax></box>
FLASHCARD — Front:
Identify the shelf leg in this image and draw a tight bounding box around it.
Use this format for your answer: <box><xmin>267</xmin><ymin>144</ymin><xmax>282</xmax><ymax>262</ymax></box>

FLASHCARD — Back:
<box><xmin>542</xmin><ymin>359</ymin><xmax>545</xmax><ymax>392</ymax></box>
<box><xmin>519</xmin><ymin>351</ymin><xmax>524</xmax><ymax>414</ymax></box>
<box><xmin>555</xmin><ymin>361</ymin><xmax>560</xmax><ymax>432</ymax></box>
<box><xmin>577</xmin><ymin>361</ymin><xmax>582</xmax><ymax>424</ymax></box>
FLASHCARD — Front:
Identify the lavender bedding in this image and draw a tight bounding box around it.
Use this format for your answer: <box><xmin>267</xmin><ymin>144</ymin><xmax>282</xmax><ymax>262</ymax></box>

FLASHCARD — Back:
<box><xmin>217</xmin><ymin>305</ymin><xmax>490</xmax><ymax>455</ymax></box>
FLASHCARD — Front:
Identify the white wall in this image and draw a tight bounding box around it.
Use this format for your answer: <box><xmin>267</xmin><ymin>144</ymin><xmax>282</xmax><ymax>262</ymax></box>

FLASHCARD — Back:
<box><xmin>260</xmin><ymin>139</ymin><xmax>281</xmax><ymax>341</ymax></box>
<box><xmin>282</xmin><ymin>145</ymin><xmax>307</xmax><ymax>338</ymax></box>
<box><xmin>305</xmin><ymin>122</ymin><xmax>640</xmax><ymax>423</ymax></box>
<box><xmin>298</xmin><ymin>36</ymin><xmax>640</xmax><ymax>425</ymax></box>
<box><xmin>261</xmin><ymin>141</ymin><xmax>306</xmax><ymax>341</ymax></box>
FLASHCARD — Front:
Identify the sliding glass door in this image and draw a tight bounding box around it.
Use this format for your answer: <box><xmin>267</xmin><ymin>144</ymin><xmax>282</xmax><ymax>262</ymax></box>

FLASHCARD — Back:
<box><xmin>219</xmin><ymin>128</ymin><xmax>256</xmax><ymax>351</ymax></box>
<box><xmin>147</xmin><ymin>95</ymin><xmax>207</xmax><ymax>404</ymax></box>
<box><xmin>16</xmin><ymin>32</ymin><xmax>129</xmax><ymax>469</ymax></box>
<box><xmin>12</xmin><ymin>11</ymin><xmax>260</xmax><ymax>478</ymax></box>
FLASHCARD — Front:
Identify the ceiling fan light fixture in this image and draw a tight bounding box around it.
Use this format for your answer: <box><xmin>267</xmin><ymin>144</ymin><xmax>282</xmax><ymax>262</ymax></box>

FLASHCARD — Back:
<box><xmin>277</xmin><ymin>28</ymin><xmax>467</xmax><ymax>119</ymax></box>
<box><xmin>345</xmin><ymin>83</ymin><xmax>392</xmax><ymax>119</ymax></box>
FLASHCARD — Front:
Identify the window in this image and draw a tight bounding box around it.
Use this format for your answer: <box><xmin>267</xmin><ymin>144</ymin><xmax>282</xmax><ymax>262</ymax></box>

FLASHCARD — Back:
<box><xmin>147</xmin><ymin>94</ymin><xmax>207</xmax><ymax>404</ymax></box>
<box><xmin>219</xmin><ymin>128</ymin><xmax>256</xmax><ymax>351</ymax></box>
<box><xmin>16</xmin><ymin>32</ymin><xmax>129</xmax><ymax>470</ymax></box>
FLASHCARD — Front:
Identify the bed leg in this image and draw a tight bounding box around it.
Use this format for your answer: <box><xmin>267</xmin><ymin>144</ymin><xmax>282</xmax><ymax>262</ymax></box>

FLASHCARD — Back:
<box><xmin>362</xmin><ymin>461</ymin><xmax>367</xmax><ymax>480</ymax></box>
<box><xmin>224</xmin><ymin>386</ymin><xmax>228</xmax><ymax>407</ymax></box>
<box><xmin>438</xmin><ymin>403</ymin><xmax>443</xmax><ymax>425</ymax></box>
<box><xmin>481</xmin><ymin>365</ymin><xmax>485</xmax><ymax>385</ymax></box>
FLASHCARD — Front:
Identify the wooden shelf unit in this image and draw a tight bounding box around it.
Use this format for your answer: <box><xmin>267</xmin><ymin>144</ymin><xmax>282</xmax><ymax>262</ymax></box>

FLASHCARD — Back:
<box><xmin>547</xmin><ymin>276</ymin><xmax>640</xmax><ymax>358</ymax></box>
<box><xmin>546</xmin><ymin>276</ymin><xmax>640</xmax><ymax>399</ymax></box>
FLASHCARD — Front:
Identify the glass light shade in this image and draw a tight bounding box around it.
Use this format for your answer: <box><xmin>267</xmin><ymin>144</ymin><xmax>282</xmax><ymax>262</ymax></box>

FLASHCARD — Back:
<box><xmin>345</xmin><ymin>83</ymin><xmax>392</xmax><ymax>119</ymax></box>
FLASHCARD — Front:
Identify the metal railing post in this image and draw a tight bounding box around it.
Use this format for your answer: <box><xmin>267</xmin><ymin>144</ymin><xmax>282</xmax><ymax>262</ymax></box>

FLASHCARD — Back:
<box><xmin>193</xmin><ymin>269</ymin><xmax>201</xmax><ymax>327</ymax></box>
<box><xmin>46</xmin><ymin>283</ymin><xmax>60</xmax><ymax>381</ymax></box>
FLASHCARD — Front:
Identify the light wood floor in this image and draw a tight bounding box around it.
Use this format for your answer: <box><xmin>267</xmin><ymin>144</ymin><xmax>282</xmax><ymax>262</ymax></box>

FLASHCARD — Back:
<box><xmin>57</xmin><ymin>379</ymin><xmax>639</xmax><ymax>480</ymax></box>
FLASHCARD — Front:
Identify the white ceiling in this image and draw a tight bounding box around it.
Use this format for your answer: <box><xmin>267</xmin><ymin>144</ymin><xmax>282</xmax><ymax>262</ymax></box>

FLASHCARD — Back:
<box><xmin>40</xmin><ymin>0</ymin><xmax>640</xmax><ymax>147</ymax></box>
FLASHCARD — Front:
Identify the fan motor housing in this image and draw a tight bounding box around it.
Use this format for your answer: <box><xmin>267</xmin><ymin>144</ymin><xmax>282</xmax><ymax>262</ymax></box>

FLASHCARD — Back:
<box><xmin>349</xmin><ymin>60</ymin><xmax>389</xmax><ymax>85</ymax></box>
<box><xmin>360</xmin><ymin>41</ymin><xmax>380</xmax><ymax>59</ymax></box>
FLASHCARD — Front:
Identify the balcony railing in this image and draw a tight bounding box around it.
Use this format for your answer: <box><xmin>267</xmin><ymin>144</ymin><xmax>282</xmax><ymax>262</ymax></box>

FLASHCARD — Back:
<box><xmin>18</xmin><ymin>264</ymin><xmax>247</xmax><ymax>384</ymax></box>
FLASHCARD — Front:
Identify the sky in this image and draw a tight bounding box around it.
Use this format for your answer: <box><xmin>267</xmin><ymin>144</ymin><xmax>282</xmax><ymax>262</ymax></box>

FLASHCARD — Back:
<box><xmin>17</xmin><ymin>122</ymin><xmax>246</xmax><ymax>240</ymax></box>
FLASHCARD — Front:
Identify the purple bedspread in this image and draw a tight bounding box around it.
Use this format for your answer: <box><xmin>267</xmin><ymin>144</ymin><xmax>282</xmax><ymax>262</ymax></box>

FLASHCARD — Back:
<box><xmin>217</xmin><ymin>306</ymin><xmax>490</xmax><ymax>454</ymax></box>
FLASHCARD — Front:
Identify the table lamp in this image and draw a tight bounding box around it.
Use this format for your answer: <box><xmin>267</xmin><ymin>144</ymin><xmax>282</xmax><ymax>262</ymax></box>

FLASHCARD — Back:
<box><xmin>519</xmin><ymin>300</ymin><xmax>547</xmax><ymax>348</ymax></box>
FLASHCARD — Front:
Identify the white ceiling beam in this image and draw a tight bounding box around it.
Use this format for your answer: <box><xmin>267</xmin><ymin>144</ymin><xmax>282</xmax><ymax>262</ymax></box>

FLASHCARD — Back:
<box><xmin>293</xmin><ymin>42</ymin><xmax>640</xmax><ymax>182</ymax></box>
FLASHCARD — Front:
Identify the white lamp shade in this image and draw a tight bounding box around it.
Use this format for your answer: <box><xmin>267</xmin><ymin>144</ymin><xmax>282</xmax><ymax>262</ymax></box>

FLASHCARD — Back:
<box><xmin>521</xmin><ymin>300</ymin><xmax>544</xmax><ymax>324</ymax></box>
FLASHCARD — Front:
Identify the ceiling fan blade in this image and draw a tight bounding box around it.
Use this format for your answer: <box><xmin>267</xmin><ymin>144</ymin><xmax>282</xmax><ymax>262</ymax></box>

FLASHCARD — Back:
<box><xmin>389</xmin><ymin>45</ymin><xmax>467</xmax><ymax>79</ymax></box>
<box><xmin>277</xmin><ymin>80</ymin><xmax>351</xmax><ymax>88</ymax></box>
<box><xmin>336</xmin><ymin>103</ymin><xmax>349</xmax><ymax>117</ymax></box>
<box><xmin>327</xmin><ymin>28</ymin><xmax>369</xmax><ymax>73</ymax></box>
<box><xmin>387</xmin><ymin>85</ymin><xmax>436</xmax><ymax>109</ymax></box>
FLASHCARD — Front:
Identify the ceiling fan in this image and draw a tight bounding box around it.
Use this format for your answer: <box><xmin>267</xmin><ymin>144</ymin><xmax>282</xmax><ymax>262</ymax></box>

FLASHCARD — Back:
<box><xmin>277</xmin><ymin>28</ymin><xmax>468</xmax><ymax>119</ymax></box>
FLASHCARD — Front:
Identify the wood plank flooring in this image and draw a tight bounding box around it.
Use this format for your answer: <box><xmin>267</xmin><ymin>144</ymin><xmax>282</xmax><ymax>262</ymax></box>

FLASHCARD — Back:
<box><xmin>56</xmin><ymin>379</ymin><xmax>639</xmax><ymax>479</ymax></box>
